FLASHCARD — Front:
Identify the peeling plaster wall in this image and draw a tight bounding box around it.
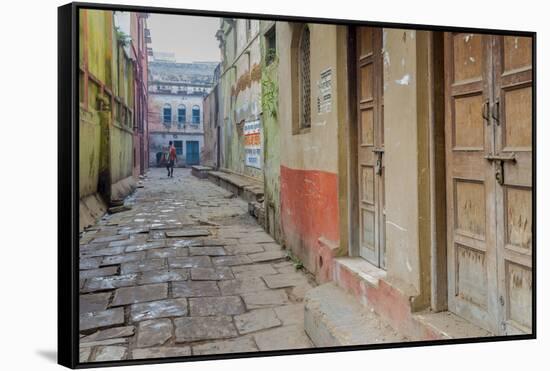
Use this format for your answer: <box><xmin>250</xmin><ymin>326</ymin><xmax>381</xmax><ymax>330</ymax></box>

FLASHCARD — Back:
<box><xmin>277</xmin><ymin>22</ymin><xmax>341</xmax><ymax>278</ymax></box>
<box><xmin>383</xmin><ymin>29</ymin><xmax>432</xmax><ymax>308</ymax></box>
<box><xmin>218</xmin><ymin>19</ymin><xmax>263</xmax><ymax>180</ymax></box>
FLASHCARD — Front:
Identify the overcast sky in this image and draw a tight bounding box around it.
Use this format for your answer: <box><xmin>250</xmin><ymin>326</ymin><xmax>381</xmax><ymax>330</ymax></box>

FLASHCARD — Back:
<box><xmin>147</xmin><ymin>13</ymin><xmax>221</xmax><ymax>63</ymax></box>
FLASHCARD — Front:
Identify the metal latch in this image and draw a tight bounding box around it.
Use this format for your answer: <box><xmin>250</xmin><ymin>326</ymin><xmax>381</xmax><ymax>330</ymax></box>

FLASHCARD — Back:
<box><xmin>485</xmin><ymin>153</ymin><xmax>516</xmax><ymax>185</ymax></box>
<box><xmin>372</xmin><ymin>147</ymin><xmax>384</xmax><ymax>175</ymax></box>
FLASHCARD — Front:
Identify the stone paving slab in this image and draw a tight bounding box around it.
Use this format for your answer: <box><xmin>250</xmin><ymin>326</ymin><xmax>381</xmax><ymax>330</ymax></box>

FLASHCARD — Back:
<box><xmin>136</xmin><ymin>319</ymin><xmax>173</xmax><ymax>347</ymax></box>
<box><xmin>121</xmin><ymin>259</ymin><xmax>165</xmax><ymax>274</ymax></box>
<box><xmin>189</xmin><ymin>296</ymin><xmax>245</xmax><ymax>316</ymax></box>
<box><xmin>102</xmin><ymin>252</ymin><xmax>145</xmax><ymax>265</ymax></box>
<box><xmin>83</xmin><ymin>274</ymin><xmax>138</xmax><ymax>292</ymax></box>
<box><xmin>146</xmin><ymin>247</ymin><xmax>185</xmax><ymax>258</ymax></box>
<box><xmin>191</xmin><ymin>336</ymin><xmax>258</xmax><ymax>355</ymax></box>
<box><xmin>190</xmin><ymin>267</ymin><xmax>234</xmax><ymax>281</ymax></box>
<box><xmin>274</xmin><ymin>304</ymin><xmax>305</xmax><ymax>326</ymax></box>
<box><xmin>262</xmin><ymin>273</ymin><xmax>310</xmax><ymax>289</ymax></box>
<box><xmin>138</xmin><ymin>269</ymin><xmax>189</xmax><ymax>284</ymax></box>
<box><xmin>189</xmin><ymin>246</ymin><xmax>227</xmax><ymax>256</ymax></box>
<box><xmin>112</xmin><ymin>283</ymin><xmax>168</xmax><ymax>306</ymax></box>
<box><xmin>131</xmin><ymin>298</ymin><xmax>188</xmax><ymax>321</ymax></box>
<box><xmin>248</xmin><ymin>250</ymin><xmax>287</xmax><ymax>263</ymax></box>
<box><xmin>234</xmin><ymin>308</ymin><xmax>281</xmax><ymax>334</ymax></box>
<box><xmin>168</xmin><ymin>256</ymin><xmax>212</xmax><ymax>268</ymax></box>
<box><xmin>253</xmin><ymin>325</ymin><xmax>313</xmax><ymax>351</ymax></box>
<box><xmin>80</xmin><ymin>266</ymin><xmax>119</xmax><ymax>279</ymax></box>
<box><xmin>132</xmin><ymin>346</ymin><xmax>191</xmax><ymax>360</ymax></box>
<box><xmin>80</xmin><ymin>326</ymin><xmax>135</xmax><ymax>344</ymax></box>
<box><xmin>218</xmin><ymin>277</ymin><xmax>268</xmax><ymax>295</ymax></box>
<box><xmin>174</xmin><ymin>316</ymin><xmax>238</xmax><ymax>343</ymax></box>
<box><xmin>125</xmin><ymin>241</ymin><xmax>165</xmax><ymax>252</ymax></box>
<box><xmin>231</xmin><ymin>264</ymin><xmax>277</xmax><ymax>279</ymax></box>
<box><xmin>80</xmin><ymin>292</ymin><xmax>112</xmax><ymax>314</ymax></box>
<box><xmin>172</xmin><ymin>281</ymin><xmax>220</xmax><ymax>298</ymax></box>
<box><xmin>212</xmin><ymin>255</ymin><xmax>253</xmax><ymax>267</ymax></box>
<box><xmin>166</xmin><ymin>229</ymin><xmax>210</xmax><ymax>238</ymax></box>
<box><xmin>242</xmin><ymin>289</ymin><xmax>290</xmax><ymax>309</ymax></box>
<box><xmin>93</xmin><ymin>345</ymin><xmax>128</xmax><ymax>361</ymax></box>
<box><xmin>80</xmin><ymin>308</ymin><xmax>125</xmax><ymax>331</ymax></box>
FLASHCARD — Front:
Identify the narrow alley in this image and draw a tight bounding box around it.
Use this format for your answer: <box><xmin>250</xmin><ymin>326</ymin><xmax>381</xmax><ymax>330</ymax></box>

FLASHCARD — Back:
<box><xmin>76</xmin><ymin>7</ymin><xmax>533</xmax><ymax>365</ymax></box>
<box><xmin>79</xmin><ymin>168</ymin><xmax>316</xmax><ymax>362</ymax></box>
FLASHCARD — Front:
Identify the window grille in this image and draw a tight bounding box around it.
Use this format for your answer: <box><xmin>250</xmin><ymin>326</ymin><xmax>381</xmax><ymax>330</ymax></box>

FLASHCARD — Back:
<box><xmin>300</xmin><ymin>26</ymin><xmax>311</xmax><ymax>129</ymax></box>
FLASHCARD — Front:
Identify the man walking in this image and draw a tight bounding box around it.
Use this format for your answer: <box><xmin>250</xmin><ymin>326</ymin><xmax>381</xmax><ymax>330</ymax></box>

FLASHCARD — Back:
<box><xmin>166</xmin><ymin>141</ymin><xmax>177</xmax><ymax>178</ymax></box>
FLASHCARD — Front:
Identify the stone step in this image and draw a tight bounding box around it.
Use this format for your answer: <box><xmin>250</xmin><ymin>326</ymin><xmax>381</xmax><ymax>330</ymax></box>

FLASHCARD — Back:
<box><xmin>412</xmin><ymin>311</ymin><xmax>493</xmax><ymax>340</ymax></box>
<box><xmin>304</xmin><ymin>282</ymin><xmax>407</xmax><ymax>347</ymax></box>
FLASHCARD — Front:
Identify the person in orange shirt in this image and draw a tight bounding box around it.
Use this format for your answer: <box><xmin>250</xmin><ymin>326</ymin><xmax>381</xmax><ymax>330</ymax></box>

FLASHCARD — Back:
<box><xmin>166</xmin><ymin>141</ymin><xmax>177</xmax><ymax>178</ymax></box>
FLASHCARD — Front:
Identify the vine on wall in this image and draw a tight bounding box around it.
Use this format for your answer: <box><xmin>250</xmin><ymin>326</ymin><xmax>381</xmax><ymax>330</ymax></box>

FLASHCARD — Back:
<box><xmin>261</xmin><ymin>72</ymin><xmax>278</xmax><ymax>119</ymax></box>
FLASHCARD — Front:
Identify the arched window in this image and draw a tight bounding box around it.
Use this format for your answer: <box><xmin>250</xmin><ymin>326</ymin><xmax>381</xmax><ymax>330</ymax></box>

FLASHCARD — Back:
<box><xmin>162</xmin><ymin>103</ymin><xmax>172</xmax><ymax>124</ymax></box>
<box><xmin>299</xmin><ymin>25</ymin><xmax>311</xmax><ymax>129</ymax></box>
<box><xmin>177</xmin><ymin>105</ymin><xmax>186</xmax><ymax>125</ymax></box>
<box><xmin>192</xmin><ymin>105</ymin><xmax>200</xmax><ymax>124</ymax></box>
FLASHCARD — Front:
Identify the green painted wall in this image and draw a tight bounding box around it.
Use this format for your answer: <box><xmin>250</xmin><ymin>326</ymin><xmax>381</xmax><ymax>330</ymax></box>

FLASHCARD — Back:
<box><xmin>79</xmin><ymin>9</ymin><xmax>135</xmax><ymax>202</ymax></box>
<box><xmin>260</xmin><ymin>21</ymin><xmax>281</xmax><ymax>242</ymax></box>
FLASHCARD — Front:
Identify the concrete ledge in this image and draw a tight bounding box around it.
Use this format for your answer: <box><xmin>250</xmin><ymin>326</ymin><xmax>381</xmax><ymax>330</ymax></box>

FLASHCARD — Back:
<box><xmin>304</xmin><ymin>282</ymin><xmax>406</xmax><ymax>347</ymax></box>
<box><xmin>191</xmin><ymin>165</ymin><xmax>212</xmax><ymax>179</ymax></box>
<box><xmin>207</xmin><ymin>171</ymin><xmax>263</xmax><ymax>203</ymax></box>
<box><xmin>111</xmin><ymin>176</ymin><xmax>136</xmax><ymax>202</ymax></box>
<box><xmin>79</xmin><ymin>193</ymin><xmax>107</xmax><ymax>232</ymax></box>
<box><xmin>334</xmin><ymin>257</ymin><xmax>386</xmax><ymax>288</ymax></box>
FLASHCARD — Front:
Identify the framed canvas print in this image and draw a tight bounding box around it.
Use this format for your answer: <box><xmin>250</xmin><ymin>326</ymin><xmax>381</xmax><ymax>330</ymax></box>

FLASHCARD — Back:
<box><xmin>58</xmin><ymin>1</ymin><xmax>536</xmax><ymax>368</ymax></box>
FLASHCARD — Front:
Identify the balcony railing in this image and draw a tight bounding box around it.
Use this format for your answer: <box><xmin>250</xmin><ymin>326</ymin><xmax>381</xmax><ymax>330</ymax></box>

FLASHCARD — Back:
<box><xmin>162</xmin><ymin>120</ymin><xmax>203</xmax><ymax>129</ymax></box>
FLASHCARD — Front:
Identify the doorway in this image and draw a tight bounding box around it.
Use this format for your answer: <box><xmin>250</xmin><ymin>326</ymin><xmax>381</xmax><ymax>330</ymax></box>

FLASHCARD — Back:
<box><xmin>186</xmin><ymin>140</ymin><xmax>200</xmax><ymax>166</ymax></box>
<box><xmin>443</xmin><ymin>33</ymin><xmax>532</xmax><ymax>335</ymax></box>
<box><xmin>352</xmin><ymin>27</ymin><xmax>386</xmax><ymax>268</ymax></box>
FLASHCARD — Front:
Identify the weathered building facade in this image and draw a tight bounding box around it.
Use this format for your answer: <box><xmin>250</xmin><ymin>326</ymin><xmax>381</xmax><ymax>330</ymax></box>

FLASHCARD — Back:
<box><xmin>129</xmin><ymin>12</ymin><xmax>150</xmax><ymax>177</ymax></box>
<box><xmin>147</xmin><ymin>61</ymin><xmax>216</xmax><ymax>167</ymax></box>
<box><xmin>203</xmin><ymin>19</ymin><xmax>282</xmax><ymax>240</ymax></box>
<box><xmin>78</xmin><ymin>9</ymin><xmax>148</xmax><ymax>231</ymax></box>
<box><xmin>204</xmin><ymin>20</ymin><xmax>533</xmax><ymax>340</ymax></box>
<box><xmin>214</xmin><ymin>18</ymin><xmax>264</xmax><ymax>180</ymax></box>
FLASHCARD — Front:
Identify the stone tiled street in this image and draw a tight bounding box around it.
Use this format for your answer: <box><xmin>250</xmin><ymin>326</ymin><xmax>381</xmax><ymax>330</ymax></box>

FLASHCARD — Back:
<box><xmin>79</xmin><ymin>168</ymin><xmax>316</xmax><ymax>362</ymax></box>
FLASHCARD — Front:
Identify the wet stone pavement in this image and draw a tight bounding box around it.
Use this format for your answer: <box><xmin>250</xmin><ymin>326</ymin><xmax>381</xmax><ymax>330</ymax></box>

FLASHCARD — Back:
<box><xmin>79</xmin><ymin>168</ymin><xmax>317</xmax><ymax>363</ymax></box>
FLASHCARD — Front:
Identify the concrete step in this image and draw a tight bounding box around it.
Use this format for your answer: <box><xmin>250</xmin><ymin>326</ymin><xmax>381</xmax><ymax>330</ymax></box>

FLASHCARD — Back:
<box><xmin>191</xmin><ymin>165</ymin><xmax>212</xmax><ymax>179</ymax></box>
<box><xmin>304</xmin><ymin>282</ymin><xmax>407</xmax><ymax>347</ymax></box>
<box><xmin>413</xmin><ymin>311</ymin><xmax>493</xmax><ymax>340</ymax></box>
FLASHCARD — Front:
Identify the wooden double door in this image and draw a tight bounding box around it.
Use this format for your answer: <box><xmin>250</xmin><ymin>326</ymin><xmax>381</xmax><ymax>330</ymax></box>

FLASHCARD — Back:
<box><xmin>355</xmin><ymin>27</ymin><xmax>385</xmax><ymax>268</ymax></box>
<box><xmin>444</xmin><ymin>33</ymin><xmax>532</xmax><ymax>334</ymax></box>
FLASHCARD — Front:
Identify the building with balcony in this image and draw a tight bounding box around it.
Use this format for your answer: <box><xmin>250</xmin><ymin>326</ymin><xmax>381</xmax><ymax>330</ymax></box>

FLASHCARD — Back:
<box><xmin>147</xmin><ymin>59</ymin><xmax>217</xmax><ymax>167</ymax></box>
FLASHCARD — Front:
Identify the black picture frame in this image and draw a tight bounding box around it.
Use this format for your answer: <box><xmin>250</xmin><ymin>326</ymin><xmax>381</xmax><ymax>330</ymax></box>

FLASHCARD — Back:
<box><xmin>58</xmin><ymin>2</ymin><xmax>536</xmax><ymax>369</ymax></box>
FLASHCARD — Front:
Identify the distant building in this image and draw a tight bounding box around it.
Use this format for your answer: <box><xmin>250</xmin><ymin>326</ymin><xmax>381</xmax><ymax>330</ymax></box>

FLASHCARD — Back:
<box><xmin>147</xmin><ymin>60</ymin><xmax>217</xmax><ymax>167</ymax></box>
<box><xmin>152</xmin><ymin>51</ymin><xmax>176</xmax><ymax>63</ymax></box>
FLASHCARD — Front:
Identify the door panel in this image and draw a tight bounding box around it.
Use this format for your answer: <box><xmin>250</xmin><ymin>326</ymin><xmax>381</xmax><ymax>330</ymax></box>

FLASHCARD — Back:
<box><xmin>186</xmin><ymin>141</ymin><xmax>200</xmax><ymax>165</ymax></box>
<box><xmin>445</xmin><ymin>33</ymin><xmax>533</xmax><ymax>335</ymax></box>
<box><xmin>445</xmin><ymin>33</ymin><xmax>498</xmax><ymax>333</ymax></box>
<box><xmin>493</xmin><ymin>35</ymin><xmax>533</xmax><ymax>335</ymax></box>
<box><xmin>356</xmin><ymin>27</ymin><xmax>385</xmax><ymax>267</ymax></box>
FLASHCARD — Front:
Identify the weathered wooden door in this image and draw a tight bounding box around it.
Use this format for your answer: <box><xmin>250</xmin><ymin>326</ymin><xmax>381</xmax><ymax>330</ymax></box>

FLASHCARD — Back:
<box><xmin>493</xmin><ymin>35</ymin><xmax>533</xmax><ymax>335</ymax></box>
<box><xmin>356</xmin><ymin>27</ymin><xmax>385</xmax><ymax>268</ymax></box>
<box><xmin>444</xmin><ymin>33</ymin><xmax>532</xmax><ymax>334</ymax></box>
